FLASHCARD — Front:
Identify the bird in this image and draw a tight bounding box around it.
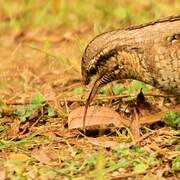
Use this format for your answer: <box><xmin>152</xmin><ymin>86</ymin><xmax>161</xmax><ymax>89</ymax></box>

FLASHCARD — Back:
<box><xmin>81</xmin><ymin>15</ymin><xmax>180</xmax><ymax>129</ymax></box>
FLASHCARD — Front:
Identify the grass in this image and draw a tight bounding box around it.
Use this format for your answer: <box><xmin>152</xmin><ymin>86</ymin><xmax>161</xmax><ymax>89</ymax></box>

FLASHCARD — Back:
<box><xmin>0</xmin><ymin>0</ymin><xmax>179</xmax><ymax>179</ymax></box>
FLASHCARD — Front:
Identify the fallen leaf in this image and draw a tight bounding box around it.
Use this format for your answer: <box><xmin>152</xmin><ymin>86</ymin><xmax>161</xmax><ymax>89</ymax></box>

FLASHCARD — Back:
<box><xmin>68</xmin><ymin>106</ymin><xmax>129</xmax><ymax>130</ymax></box>
<box><xmin>32</xmin><ymin>148</ymin><xmax>58</xmax><ymax>166</ymax></box>
<box><xmin>7</xmin><ymin>119</ymin><xmax>20</xmax><ymax>139</ymax></box>
<box><xmin>133</xmin><ymin>162</ymin><xmax>148</xmax><ymax>174</ymax></box>
<box><xmin>68</xmin><ymin>105</ymin><xmax>180</xmax><ymax>130</ymax></box>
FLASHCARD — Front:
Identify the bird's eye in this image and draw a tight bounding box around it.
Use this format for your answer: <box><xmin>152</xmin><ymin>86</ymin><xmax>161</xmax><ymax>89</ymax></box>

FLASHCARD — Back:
<box><xmin>89</xmin><ymin>66</ymin><xmax>97</xmax><ymax>75</ymax></box>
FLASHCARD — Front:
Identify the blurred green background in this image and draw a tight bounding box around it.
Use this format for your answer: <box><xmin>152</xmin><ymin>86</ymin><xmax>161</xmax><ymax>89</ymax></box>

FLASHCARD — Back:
<box><xmin>0</xmin><ymin>0</ymin><xmax>179</xmax><ymax>33</ymax></box>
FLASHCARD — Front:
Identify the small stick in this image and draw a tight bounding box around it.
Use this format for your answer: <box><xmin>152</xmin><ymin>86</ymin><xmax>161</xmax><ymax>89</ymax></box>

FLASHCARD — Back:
<box><xmin>3</xmin><ymin>93</ymin><xmax>173</xmax><ymax>106</ymax></box>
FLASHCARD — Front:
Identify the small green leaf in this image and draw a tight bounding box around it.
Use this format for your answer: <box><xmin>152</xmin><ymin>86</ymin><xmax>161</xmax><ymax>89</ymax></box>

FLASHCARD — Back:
<box><xmin>164</xmin><ymin>111</ymin><xmax>180</xmax><ymax>128</ymax></box>
<box><xmin>0</xmin><ymin>125</ymin><xmax>6</xmax><ymax>132</ymax></box>
<box><xmin>15</xmin><ymin>106</ymin><xmax>33</xmax><ymax>122</ymax></box>
<box><xmin>113</xmin><ymin>146</ymin><xmax>129</xmax><ymax>156</ymax></box>
<box><xmin>73</xmin><ymin>87</ymin><xmax>84</xmax><ymax>95</ymax></box>
<box><xmin>147</xmin><ymin>156</ymin><xmax>158</xmax><ymax>166</ymax></box>
<box><xmin>15</xmin><ymin>93</ymin><xmax>46</xmax><ymax>122</ymax></box>
<box><xmin>106</xmin><ymin>160</ymin><xmax>122</xmax><ymax>172</ymax></box>
<box><xmin>172</xmin><ymin>156</ymin><xmax>180</xmax><ymax>171</ymax></box>
<box><xmin>128</xmin><ymin>80</ymin><xmax>152</xmax><ymax>94</ymax></box>
<box><xmin>47</xmin><ymin>107</ymin><xmax>56</xmax><ymax>117</ymax></box>
<box><xmin>131</xmin><ymin>146</ymin><xmax>144</xmax><ymax>154</ymax></box>
<box><xmin>99</xmin><ymin>86</ymin><xmax>109</xmax><ymax>95</ymax></box>
<box><xmin>112</xmin><ymin>84</ymin><xmax>125</xmax><ymax>95</ymax></box>
<box><xmin>31</xmin><ymin>93</ymin><xmax>46</xmax><ymax>106</ymax></box>
<box><xmin>85</xmin><ymin>154</ymin><xmax>97</xmax><ymax>166</ymax></box>
<box><xmin>15</xmin><ymin>106</ymin><xmax>26</xmax><ymax>117</ymax></box>
<box><xmin>118</xmin><ymin>158</ymin><xmax>130</xmax><ymax>168</ymax></box>
<box><xmin>133</xmin><ymin>162</ymin><xmax>148</xmax><ymax>174</ymax></box>
<box><xmin>175</xmin><ymin>145</ymin><xmax>180</xmax><ymax>151</ymax></box>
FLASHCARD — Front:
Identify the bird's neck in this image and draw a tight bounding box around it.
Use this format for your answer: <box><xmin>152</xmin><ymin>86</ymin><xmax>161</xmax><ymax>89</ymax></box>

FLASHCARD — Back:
<box><xmin>116</xmin><ymin>51</ymin><xmax>154</xmax><ymax>85</ymax></box>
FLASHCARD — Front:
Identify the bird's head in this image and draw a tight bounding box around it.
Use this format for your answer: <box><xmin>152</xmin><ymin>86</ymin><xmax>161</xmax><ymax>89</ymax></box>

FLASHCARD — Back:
<box><xmin>81</xmin><ymin>32</ymin><xmax>124</xmax><ymax>130</ymax></box>
<box><xmin>81</xmin><ymin>31</ymin><xmax>122</xmax><ymax>87</ymax></box>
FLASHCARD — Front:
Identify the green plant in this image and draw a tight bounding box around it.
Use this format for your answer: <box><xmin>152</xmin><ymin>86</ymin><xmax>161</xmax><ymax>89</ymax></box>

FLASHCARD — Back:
<box><xmin>113</xmin><ymin>146</ymin><xmax>159</xmax><ymax>174</ymax></box>
<box><xmin>172</xmin><ymin>156</ymin><xmax>180</xmax><ymax>172</ymax></box>
<box><xmin>163</xmin><ymin>111</ymin><xmax>180</xmax><ymax>129</ymax></box>
<box><xmin>88</xmin><ymin>153</ymin><xmax>107</xmax><ymax>180</ymax></box>
<box><xmin>73</xmin><ymin>86</ymin><xmax>84</xmax><ymax>95</ymax></box>
<box><xmin>15</xmin><ymin>93</ymin><xmax>56</xmax><ymax>122</ymax></box>
<box><xmin>128</xmin><ymin>80</ymin><xmax>152</xmax><ymax>94</ymax></box>
<box><xmin>112</xmin><ymin>84</ymin><xmax>125</xmax><ymax>95</ymax></box>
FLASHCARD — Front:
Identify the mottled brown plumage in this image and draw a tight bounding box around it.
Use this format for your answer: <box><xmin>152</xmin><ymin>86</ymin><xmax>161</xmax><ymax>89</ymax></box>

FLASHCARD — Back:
<box><xmin>81</xmin><ymin>15</ymin><xmax>180</xmax><ymax>129</ymax></box>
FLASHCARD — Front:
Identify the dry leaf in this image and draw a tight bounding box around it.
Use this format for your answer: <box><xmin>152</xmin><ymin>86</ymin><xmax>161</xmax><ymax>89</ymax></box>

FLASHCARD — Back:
<box><xmin>32</xmin><ymin>148</ymin><xmax>58</xmax><ymax>166</ymax></box>
<box><xmin>68</xmin><ymin>106</ymin><xmax>129</xmax><ymax>130</ymax></box>
<box><xmin>7</xmin><ymin>119</ymin><xmax>20</xmax><ymax>139</ymax></box>
<box><xmin>68</xmin><ymin>104</ymin><xmax>180</xmax><ymax>131</ymax></box>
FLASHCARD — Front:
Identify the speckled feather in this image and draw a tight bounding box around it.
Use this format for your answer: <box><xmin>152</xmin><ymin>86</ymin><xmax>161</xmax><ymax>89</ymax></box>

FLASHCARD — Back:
<box><xmin>82</xmin><ymin>15</ymin><xmax>180</xmax><ymax>95</ymax></box>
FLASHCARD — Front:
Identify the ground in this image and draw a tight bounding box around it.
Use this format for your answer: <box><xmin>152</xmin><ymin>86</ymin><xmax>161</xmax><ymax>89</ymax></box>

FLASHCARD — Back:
<box><xmin>0</xmin><ymin>0</ymin><xmax>179</xmax><ymax>179</ymax></box>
